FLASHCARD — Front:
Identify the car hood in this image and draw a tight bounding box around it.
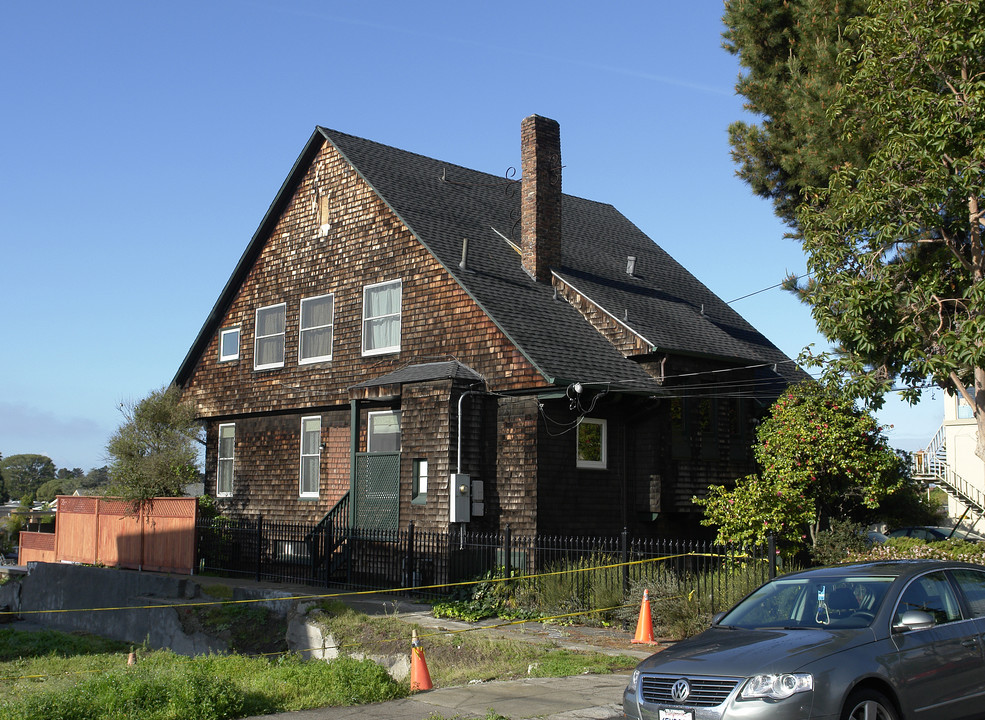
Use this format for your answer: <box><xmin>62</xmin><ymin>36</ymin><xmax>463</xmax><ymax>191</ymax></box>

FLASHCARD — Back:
<box><xmin>636</xmin><ymin>626</ymin><xmax>873</xmax><ymax>677</ymax></box>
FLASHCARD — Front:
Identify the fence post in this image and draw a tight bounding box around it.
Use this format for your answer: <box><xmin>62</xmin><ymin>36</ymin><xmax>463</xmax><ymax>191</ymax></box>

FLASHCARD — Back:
<box><xmin>768</xmin><ymin>534</ymin><xmax>776</xmax><ymax>580</ymax></box>
<box><xmin>256</xmin><ymin>515</ymin><xmax>263</xmax><ymax>583</ymax></box>
<box><xmin>503</xmin><ymin>524</ymin><xmax>512</xmax><ymax>579</ymax></box>
<box><xmin>406</xmin><ymin>521</ymin><xmax>416</xmax><ymax>590</ymax></box>
<box><xmin>621</xmin><ymin>527</ymin><xmax>629</xmax><ymax>594</ymax></box>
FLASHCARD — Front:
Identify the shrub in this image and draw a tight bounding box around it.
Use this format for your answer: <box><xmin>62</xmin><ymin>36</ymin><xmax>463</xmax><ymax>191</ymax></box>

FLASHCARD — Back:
<box><xmin>811</xmin><ymin>519</ymin><xmax>869</xmax><ymax>566</ymax></box>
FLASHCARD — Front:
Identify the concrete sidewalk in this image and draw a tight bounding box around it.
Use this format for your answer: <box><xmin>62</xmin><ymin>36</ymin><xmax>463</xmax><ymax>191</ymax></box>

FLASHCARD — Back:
<box><xmin>244</xmin><ymin>672</ymin><xmax>630</xmax><ymax>720</ymax></box>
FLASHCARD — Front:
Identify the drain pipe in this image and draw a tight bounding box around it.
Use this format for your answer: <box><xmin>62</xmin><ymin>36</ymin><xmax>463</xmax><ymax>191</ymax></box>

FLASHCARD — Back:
<box><xmin>457</xmin><ymin>390</ymin><xmax>483</xmax><ymax>474</ymax></box>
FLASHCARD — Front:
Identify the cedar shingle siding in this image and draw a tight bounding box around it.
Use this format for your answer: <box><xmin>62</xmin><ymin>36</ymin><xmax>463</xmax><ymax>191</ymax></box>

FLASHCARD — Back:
<box><xmin>175</xmin><ymin>118</ymin><xmax>803</xmax><ymax>537</ymax></box>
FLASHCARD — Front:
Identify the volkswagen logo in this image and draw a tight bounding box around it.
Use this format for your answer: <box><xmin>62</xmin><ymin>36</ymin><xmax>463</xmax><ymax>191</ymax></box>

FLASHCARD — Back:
<box><xmin>671</xmin><ymin>678</ymin><xmax>691</xmax><ymax>703</ymax></box>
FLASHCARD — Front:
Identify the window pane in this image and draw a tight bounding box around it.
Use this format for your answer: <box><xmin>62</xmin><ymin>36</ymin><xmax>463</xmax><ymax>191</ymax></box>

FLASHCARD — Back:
<box><xmin>218</xmin><ymin>424</ymin><xmax>234</xmax><ymax>496</ymax></box>
<box><xmin>256</xmin><ymin>336</ymin><xmax>285</xmax><ymax>366</ymax></box>
<box><xmin>257</xmin><ymin>305</ymin><xmax>285</xmax><ymax>335</ymax></box>
<box><xmin>300</xmin><ymin>417</ymin><xmax>320</xmax><ymax>496</ymax></box>
<box><xmin>301</xmin><ymin>295</ymin><xmax>333</xmax><ymax>328</ymax></box>
<box><xmin>220</xmin><ymin>328</ymin><xmax>240</xmax><ymax>361</ymax></box>
<box><xmin>362</xmin><ymin>281</ymin><xmax>401</xmax><ymax>354</ymax></box>
<box><xmin>301</xmin><ymin>418</ymin><xmax>321</xmax><ymax>454</ymax></box>
<box><xmin>369</xmin><ymin>412</ymin><xmax>401</xmax><ymax>452</ymax></box>
<box><xmin>364</xmin><ymin>316</ymin><xmax>399</xmax><ymax>352</ymax></box>
<box><xmin>300</xmin><ymin>457</ymin><xmax>319</xmax><ymax>495</ymax></box>
<box><xmin>255</xmin><ymin>305</ymin><xmax>286</xmax><ymax>369</ymax></box>
<box><xmin>578</xmin><ymin>422</ymin><xmax>603</xmax><ymax>463</ymax></box>
<box><xmin>953</xmin><ymin>569</ymin><xmax>985</xmax><ymax>617</ymax></box>
<box><xmin>300</xmin><ymin>327</ymin><xmax>333</xmax><ymax>361</ymax></box>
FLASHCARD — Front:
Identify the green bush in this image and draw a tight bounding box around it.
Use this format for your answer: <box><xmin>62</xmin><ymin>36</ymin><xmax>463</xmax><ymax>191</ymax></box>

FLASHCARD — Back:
<box><xmin>847</xmin><ymin>536</ymin><xmax>985</xmax><ymax>564</ymax></box>
<box><xmin>811</xmin><ymin>519</ymin><xmax>869</xmax><ymax>566</ymax></box>
<box><xmin>615</xmin><ymin>562</ymin><xmax>773</xmax><ymax>640</ymax></box>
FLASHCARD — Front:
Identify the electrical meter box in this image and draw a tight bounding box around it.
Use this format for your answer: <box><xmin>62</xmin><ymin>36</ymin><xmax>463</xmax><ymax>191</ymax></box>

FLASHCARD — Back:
<box><xmin>449</xmin><ymin>473</ymin><xmax>471</xmax><ymax>523</ymax></box>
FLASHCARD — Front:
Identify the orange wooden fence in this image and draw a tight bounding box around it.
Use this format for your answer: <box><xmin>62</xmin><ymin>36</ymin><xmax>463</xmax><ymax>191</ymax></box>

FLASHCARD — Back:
<box><xmin>18</xmin><ymin>496</ymin><xmax>198</xmax><ymax>574</ymax></box>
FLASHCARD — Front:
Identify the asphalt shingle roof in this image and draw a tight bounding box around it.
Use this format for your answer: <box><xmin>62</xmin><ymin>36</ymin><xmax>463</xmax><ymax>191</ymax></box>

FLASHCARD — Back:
<box><xmin>175</xmin><ymin>125</ymin><xmax>799</xmax><ymax>397</ymax></box>
<box><xmin>321</xmin><ymin>127</ymin><xmax>799</xmax><ymax>395</ymax></box>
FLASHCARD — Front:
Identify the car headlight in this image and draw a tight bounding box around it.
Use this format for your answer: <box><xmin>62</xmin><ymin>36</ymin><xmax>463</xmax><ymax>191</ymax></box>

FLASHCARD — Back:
<box><xmin>631</xmin><ymin>669</ymin><xmax>641</xmax><ymax>687</ymax></box>
<box><xmin>741</xmin><ymin>673</ymin><xmax>813</xmax><ymax>700</ymax></box>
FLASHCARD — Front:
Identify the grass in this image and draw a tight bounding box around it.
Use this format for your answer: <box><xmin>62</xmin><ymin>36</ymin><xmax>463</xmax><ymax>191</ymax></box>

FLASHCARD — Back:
<box><xmin>0</xmin><ymin>601</ymin><xmax>639</xmax><ymax>720</ymax></box>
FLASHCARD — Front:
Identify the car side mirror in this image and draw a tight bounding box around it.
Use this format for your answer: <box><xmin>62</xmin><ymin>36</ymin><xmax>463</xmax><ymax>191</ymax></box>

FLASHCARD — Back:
<box><xmin>893</xmin><ymin>610</ymin><xmax>935</xmax><ymax>633</ymax></box>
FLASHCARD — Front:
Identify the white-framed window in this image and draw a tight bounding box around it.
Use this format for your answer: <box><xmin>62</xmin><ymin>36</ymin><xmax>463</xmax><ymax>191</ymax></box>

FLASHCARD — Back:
<box><xmin>299</xmin><ymin>294</ymin><xmax>334</xmax><ymax>364</ymax></box>
<box><xmin>412</xmin><ymin>459</ymin><xmax>428</xmax><ymax>504</ymax></box>
<box><xmin>362</xmin><ymin>279</ymin><xmax>402</xmax><ymax>356</ymax></box>
<box><xmin>219</xmin><ymin>327</ymin><xmax>240</xmax><ymax>362</ymax></box>
<box><xmin>368</xmin><ymin>410</ymin><xmax>401</xmax><ymax>452</ymax></box>
<box><xmin>576</xmin><ymin>418</ymin><xmax>607</xmax><ymax>469</ymax></box>
<box><xmin>217</xmin><ymin>423</ymin><xmax>235</xmax><ymax>497</ymax></box>
<box><xmin>254</xmin><ymin>303</ymin><xmax>286</xmax><ymax>370</ymax></box>
<box><xmin>300</xmin><ymin>416</ymin><xmax>321</xmax><ymax>498</ymax></box>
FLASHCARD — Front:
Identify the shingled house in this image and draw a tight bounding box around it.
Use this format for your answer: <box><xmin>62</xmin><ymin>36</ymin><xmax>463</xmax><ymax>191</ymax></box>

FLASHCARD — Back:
<box><xmin>173</xmin><ymin>115</ymin><xmax>800</xmax><ymax>539</ymax></box>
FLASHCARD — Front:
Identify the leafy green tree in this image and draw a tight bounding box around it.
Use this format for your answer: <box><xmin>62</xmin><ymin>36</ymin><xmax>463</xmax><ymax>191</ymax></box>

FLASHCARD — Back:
<box><xmin>0</xmin><ymin>454</ymin><xmax>56</xmax><ymax>500</ymax></box>
<box><xmin>0</xmin><ymin>453</ymin><xmax>7</xmax><ymax>504</ymax></box>
<box><xmin>106</xmin><ymin>385</ymin><xmax>203</xmax><ymax>504</ymax></box>
<box><xmin>793</xmin><ymin>0</ymin><xmax>985</xmax><ymax>457</ymax></box>
<box><xmin>723</xmin><ymin>0</ymin><xmax>871</xmax><ymax>230</ymax></box>
<box><xmin>80</xmin><ymin>465</ymin><xmax>110</xmax><ymax>490</ymax></box>
<box><xmin>696</xmin><ymin>382</ymin><xmax>907</xmax><ymax>548</ymax></box>
<box><xmin>36</xmin><ymin>478</ymin><xmax>69</xmax><ymax>503</ymax></box>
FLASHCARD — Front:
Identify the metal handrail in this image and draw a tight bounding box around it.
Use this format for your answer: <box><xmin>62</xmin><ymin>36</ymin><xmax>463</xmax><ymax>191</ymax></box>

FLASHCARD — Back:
<box><xmin>912</xmin><ymin>425</ymin><xmax>985</xmax><ymax>521</ymax></box>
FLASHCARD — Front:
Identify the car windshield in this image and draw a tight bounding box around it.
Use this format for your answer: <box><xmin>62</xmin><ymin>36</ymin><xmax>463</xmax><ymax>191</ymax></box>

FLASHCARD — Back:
<box><xmin>718</xmin><ymin>575</ymin><xmax>894</xmax><ymax>629</ymax></box>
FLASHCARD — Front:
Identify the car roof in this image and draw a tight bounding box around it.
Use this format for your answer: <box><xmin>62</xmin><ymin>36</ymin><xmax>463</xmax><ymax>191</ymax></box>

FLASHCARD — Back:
<box><xmin>779</xmin><ymin>559</ymin><xmax>981</xmax><ymax>581</ymax></box>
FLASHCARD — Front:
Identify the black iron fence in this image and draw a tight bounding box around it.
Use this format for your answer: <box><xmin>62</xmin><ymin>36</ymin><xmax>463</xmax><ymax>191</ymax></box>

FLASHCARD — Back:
<box><xmin>196</xmin><ymin>517</ymin><xmax>775</xmax><ymax>606</ymax></box>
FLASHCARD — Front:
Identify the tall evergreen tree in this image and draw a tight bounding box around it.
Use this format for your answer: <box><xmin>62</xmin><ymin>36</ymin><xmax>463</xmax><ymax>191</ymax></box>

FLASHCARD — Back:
<box><xmin>724</xmin><ymin>0</ymin><xmax>871</xmax><ymax>230</ymax></box>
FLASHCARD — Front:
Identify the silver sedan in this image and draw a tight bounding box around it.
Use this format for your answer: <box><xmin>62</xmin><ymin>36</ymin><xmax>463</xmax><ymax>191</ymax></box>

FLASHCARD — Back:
<box><xmin>623</xmin><ymin>559</ymin><xmax>985</xmax><ymax>720</ymax></box>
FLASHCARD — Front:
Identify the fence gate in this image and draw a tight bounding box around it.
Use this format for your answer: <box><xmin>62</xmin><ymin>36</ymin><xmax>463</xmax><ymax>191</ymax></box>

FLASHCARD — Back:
<box><xmin>352</xmin><ymin>452</ymin><xmax>400</xmax><ymax>530</ymax></box>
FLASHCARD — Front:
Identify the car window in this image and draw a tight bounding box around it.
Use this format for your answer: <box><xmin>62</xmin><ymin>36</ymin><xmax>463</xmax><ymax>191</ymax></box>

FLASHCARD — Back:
<box><xmin>721</xmin><ymin>576</ymin><xmax>892</xmax><ymax>629</ymax></box>
<box><xmin>951</xmin><ymin>569</ymin><xmax>985</xmax><ymax>617</ymax></box>
<box><xmin>895</xmin><ymin>571</ymin><xmax>962</xmax><ymax>626</ymax></box>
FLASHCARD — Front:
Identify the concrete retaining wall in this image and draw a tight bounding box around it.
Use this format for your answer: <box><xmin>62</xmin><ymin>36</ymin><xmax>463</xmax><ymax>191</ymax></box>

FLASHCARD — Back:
<box><xmin>0</xmin><ymin>563</ymin><xmax>296</xmax><ymax>656</ymax></box>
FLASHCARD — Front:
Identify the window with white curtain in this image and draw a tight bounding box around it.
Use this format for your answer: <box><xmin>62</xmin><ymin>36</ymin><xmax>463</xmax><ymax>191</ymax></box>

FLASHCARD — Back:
<box><xmin>299</xmin><ymin>416</ymin><xmax>321</xmax><ymax>497</ymax></box>
<box><xmin>362</xmin><ymin>279</ymin><xmax>402</xmax><ymax>356</ymax></box>
<box><xmin>254</xmin><ymin>303</ymin><xmax>286</xmax><ymax>370</ymax></box>
<box><xmin>299</xmin><ymin>294</ymin><xmax>334</xmax><ymax>364</ymax></box>
<box><xmin>217</xmin><ymin>423</ymin><xmax>235</xmax><ymax>497</ymax></box>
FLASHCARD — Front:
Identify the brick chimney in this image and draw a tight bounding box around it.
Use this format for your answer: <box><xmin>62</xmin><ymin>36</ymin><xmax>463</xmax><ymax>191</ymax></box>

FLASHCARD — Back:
<box><xmin>520</xmin><ymin>115</ymin><xmax>561</xmax><ymax>283</ymax></box>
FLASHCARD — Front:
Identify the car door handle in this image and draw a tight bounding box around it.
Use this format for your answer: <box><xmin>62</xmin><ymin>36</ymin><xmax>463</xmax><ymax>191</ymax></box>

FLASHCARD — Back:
<box><xmin>962</xmin><ymin>638</ymin><xmax>979</xmax><ymax>648</ymax></box>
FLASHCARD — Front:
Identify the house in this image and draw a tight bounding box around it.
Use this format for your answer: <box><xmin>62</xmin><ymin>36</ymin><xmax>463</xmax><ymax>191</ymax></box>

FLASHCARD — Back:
<box><xmin>914</xmin><ymin>391</ymin><xmax>985</xmax><ymax>531</ymax></box>
<box><xmin>173</xmin><ymin>115</ymin><xmax>801</xmax><ymax>539</ymax></box>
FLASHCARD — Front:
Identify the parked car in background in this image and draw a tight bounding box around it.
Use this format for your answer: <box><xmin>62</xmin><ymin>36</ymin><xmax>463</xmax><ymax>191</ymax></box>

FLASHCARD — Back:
<box><xmin>623</xmin><ymin>560</ymin><xmax>985</xmax><ymax>720</ymax></box>
<box><xmin>867</xmin><ymin>530</ymin><xmax>888</xmax><ymax>545</ymax></box>
<box><xmin>887</xmin><ymin>526</ymin><xmax>985</xmax><ymax>543</ymax></box>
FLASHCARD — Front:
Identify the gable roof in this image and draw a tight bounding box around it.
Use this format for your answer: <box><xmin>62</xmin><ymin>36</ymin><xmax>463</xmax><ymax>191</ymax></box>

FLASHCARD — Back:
<box><xmin>174</xmin><ymin>125</ymin><xmax>800</xmax><ymax>398</ymax></box>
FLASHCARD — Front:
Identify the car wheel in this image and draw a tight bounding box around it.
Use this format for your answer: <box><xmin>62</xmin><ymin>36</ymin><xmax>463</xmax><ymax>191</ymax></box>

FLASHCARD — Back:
<box><xmin>841</xmin><ymin>688</ymin><xmax>897</xmax><ymax>720</ymax></box>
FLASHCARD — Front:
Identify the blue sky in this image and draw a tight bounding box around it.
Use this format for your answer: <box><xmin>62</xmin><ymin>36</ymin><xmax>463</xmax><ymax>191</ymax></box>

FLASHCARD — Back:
<box><xmin>0</xmin><ymin>1</ymin><xmax>940</xmax><ymax>472</ymax></box>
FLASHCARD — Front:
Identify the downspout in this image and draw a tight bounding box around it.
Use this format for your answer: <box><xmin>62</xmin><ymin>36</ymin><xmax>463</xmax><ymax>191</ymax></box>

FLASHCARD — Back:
<box><xmin>457</xmin><ymin>390</ymin><xmax>484</xmax><ymax>474</ymax></box>
<box><xmin>349</xmin><ymin>399</ymin><xmax>358</xmax><ymax>528</ymax></box>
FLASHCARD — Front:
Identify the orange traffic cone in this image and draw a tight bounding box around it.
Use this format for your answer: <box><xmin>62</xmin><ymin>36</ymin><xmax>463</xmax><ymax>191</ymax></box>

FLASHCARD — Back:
<box><xmin>632</xmin><ymin>589</ymin><xmax>658</xmax><ymax>645</ymax></box>
<box><xmin>410</xmin><ymin>628</ymin><xmax>433</xmax><ymax>692</ymax></box>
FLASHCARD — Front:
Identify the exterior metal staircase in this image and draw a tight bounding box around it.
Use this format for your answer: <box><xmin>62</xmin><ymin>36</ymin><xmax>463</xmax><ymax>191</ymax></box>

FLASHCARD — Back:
<box><xmin>912</xmin><ymin>425</ymin><xmax>985</xmax><ymax>525</ymax></box>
